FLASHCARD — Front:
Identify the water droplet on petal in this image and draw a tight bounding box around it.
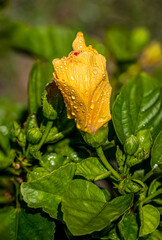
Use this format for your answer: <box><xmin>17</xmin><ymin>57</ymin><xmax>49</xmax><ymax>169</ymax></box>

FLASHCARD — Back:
<box><xmin>93</xmin><ymin>69</ymin><xmax>98</xmax><ymax>75</ymax></box>
<box><xmin>98</xmin><ymin>117</ymin><xmax>105</xmax><ymax>123</ymax></box>
<box><xmin>90</xmin><ymin>103</ymin><xmax>94</xmax><ymax>110</ymax></box>
<box><xmin>71</xmin><ymin>95</ymin><xmax>75</xmax><ymax>100</ymax></box>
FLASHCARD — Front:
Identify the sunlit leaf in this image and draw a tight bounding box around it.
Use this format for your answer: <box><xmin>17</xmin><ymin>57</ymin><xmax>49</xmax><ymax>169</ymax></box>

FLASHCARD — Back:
<box><xmin>112</xmin><ymin>73</ymin><xmax>162</xmax><ymax>144</ymax></box>
<box><xmin>62</xmin><ymin>179</ymin><xmax>133</xmax><ymax>235</ymax></box>
<box><xmin>21</xmin><ymin>163</ymin><xmax>76</xmax><ymax>218</ymax></box>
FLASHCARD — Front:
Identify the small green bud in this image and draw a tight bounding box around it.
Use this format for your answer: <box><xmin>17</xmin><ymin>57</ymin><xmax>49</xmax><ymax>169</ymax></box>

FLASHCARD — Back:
<box><xmin>118</xmin><ymin>178</ymin><xmax>145</xmax><ymax>194</ymax></box>
<box><xmin>42</xmin><ymin>81</ymin><xmax>64</xmax><ymax>120</ymax></box>
<box><xmin>124</xmin><ymin>135</ymin><xmax>139</xmax><ymax>155</ymax></box>
<box><xmin>81</xmin><ymin>126</ymin><xmax>108</xmax><ymax>148</ymax></box>
<box><xmin>135</xmin><ymin>129</ymin><xmax>152</xmax><ymax>159</ymax></box>
<box><xmin>42</xmin><ymin>90</ymin><xmax>57</xmax><ymax>120</ymax></box>
<box><xmin>29</xmin><ymin>146</ymin><xmax>42</xmax><ymax>160</ymax></box>
<box><xmin>24</xmin><ymin>114</ymin><xmax>38</xmax><ymax>135</ymax></box>
<box><xmin>13</xmin><ymin>121</ymin><xmax>26</xmax><ymax>147</ymax></box>
<box><xmin>116</xmin><ymin>146</ymin><xmax>125</xmax><ymax>166</ymax></box>
<box><xmin>27</xmin><ymin>127</ymin><xmax>42</xmax><ymax>144</ymax></box>
<box><xmin>127</xmin><ymin>179</ymin><xmax>145</xmax><ymax>193</ymax></box>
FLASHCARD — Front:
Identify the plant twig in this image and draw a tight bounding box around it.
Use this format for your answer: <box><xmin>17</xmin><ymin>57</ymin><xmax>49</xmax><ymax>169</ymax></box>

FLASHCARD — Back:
<box><xmin>96</xmin><ymin>146</ymin><xmax>121</xmax><ymax>181</ymax></box>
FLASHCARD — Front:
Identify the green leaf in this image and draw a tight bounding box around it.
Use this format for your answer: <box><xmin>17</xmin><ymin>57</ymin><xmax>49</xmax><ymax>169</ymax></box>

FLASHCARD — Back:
<box><xmin>151</xmin><ymin>131</ymin><xmax>162</xmax><ymax>172</ymax></box>
<box><xmin>40</xmin><ymin>152</ymin><xmax>69</xmax><ymax>171</ymax></box>
<box><xmin>27</xmin><ymin>167</ymin><xmax>49</xmax><ymax>182</ymax></box>
<box><xmin>118</xmin><ymin>212</ymin><xmax>138</xmax><ymax>240</ymax></box>
<box><xmin>62</xmin><ymin>179</ymin><xmax>133</xmax><ymax>235</ymax></box>
<box><xmin>139</xmin><ymin>205</ymin><xmax>160</xmax><ymax>237</ymax></box>
<box><xmin>148</xmin><ymin>177</ymin><xmax>162</xmax><ymax>204</ymax></box>
<box><xmin>106</xmin><ymin>27</ymin><xmax>134</xmax><ymax>61</ymax></box>
<box><xmin>0</xmin><ymin>149</ymin><xmax>15</xmax><ymax>170</ymax></box>
<box><xmin>140</xmin><ymin>229</ymin><xmax>162</xmax><ymax>240</ymax></box>
<box><xmin>0</xmin><ymin>128</ymin><xmax>10</xmax><ymax>153</ymax></box>
<box><xmin>21</xmin><ymin>163</ymin><xmax>76</xmax><ymax>218</ymax></box>
<box><xmin>100</xmin><ymin>227</ymin><xmax>120</xmax><ymax>240</ymax></box>
<box><xmin>28</xmin><ymin>60</ymin><xmax>52</xmax><ymax>113</ymax></box>
<box><xmin>0</xmin><ymin>207</ymin><xmax>55</xmax><ymax>240</ymax></box>
<box><xmin>112</xmin><ymin>73</ymin><xmax>162</xmax><ymax>144</ymax></box>
<box><xmin>132</xmin><ymin>169</ymin><xmax>145</xmax><ymax>180</ymax></box>
<box><xmin>75</xmin><ymin>157</ymin><xmax>108</xmax><ymax>181</ymax></box>
<box><xmin>8</xmin><ymin>23</ymin><xmax>76</xmax><ymax>60</ymax></box>
<box><xmin>105</xmin><ymin>27</ymin><xmax>149</xmax><ymax>61</ymax></box>
<box><xmin>52</xmin><ymin>138</ymin><xmax>86</xmax><ymax>163</ymax></box>
<box><xmin>3</xmin><ymin>21</ymin><xmax>106</xmax><ymax>60</ymax></box>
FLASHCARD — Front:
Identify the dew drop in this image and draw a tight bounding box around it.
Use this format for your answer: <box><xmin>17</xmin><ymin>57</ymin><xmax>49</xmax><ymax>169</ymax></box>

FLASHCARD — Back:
<box><xmin>71</xmin><ymin>95</ymin><xmax>75</xmax><ymax>100</ymax></box>
<box><xmin>98</xmin><ymin>117</ymin><xmax>105</xmax><ymax>123</ymax></box>
<box><xmin>90</xmin><ymin>103</ymin><xmax>94</xmax><ymax>110</ymax></box>
<box><xmin>93</xmin><ymin>69</ymin><xmax>98</xmax><ymax>75</ymax></box>
<box><xmin>72</xmin><ymin>112</ymin><xmax>75</xmax><ymax>116</ymax></box>
<box><xmin>60</xmin><ymin>65</ymin><xmax>63</xmax><ymax>68</ymax></box>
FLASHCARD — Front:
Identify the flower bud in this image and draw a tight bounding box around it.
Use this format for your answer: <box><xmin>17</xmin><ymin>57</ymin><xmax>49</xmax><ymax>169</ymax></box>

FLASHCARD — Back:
<box><xmin>42</xmin><ymin>90</ymin><xmax>58</xmax><ymax>120</ymax></box>
<box><xmin>81</xmin><ymin>126</ymin><xmax>108</xmax><ymax>148</ymax></box>
<box><xmin>124</xmin><ymin>135</ymin><xmax>139</xmax><ymax>155</ymax></box>
<box><xmin>24</xmin><ymin>114</ymin><xmax>38</xmax><ymax>135</ymax></box>
<box><xmin>118</xmin><ymin>178</ymin><xmax>145</xmax><ymax>194</ymax></box>
<box><xmin>27</xmin><ymin>127</ymin><xmax>42</xmax><ymax>144</ymax></box>
<box><xmin>52</xmin><ymin>32</ymin><xmax>112</xmax><ymax>134</ymax></box>
<box><xmin>135</xmin><ymin>129</ymin><xmax>152</xmax><ymax>160</ymax></box>
<box><xmin>13</xmin><ymin>121</ymin><xmax>26</xmax><ymax>147</ymax></box>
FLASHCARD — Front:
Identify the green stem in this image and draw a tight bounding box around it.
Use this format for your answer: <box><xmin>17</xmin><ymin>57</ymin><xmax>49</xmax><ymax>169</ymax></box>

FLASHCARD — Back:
<box><xmin>142</xmin><ymin>189</ymin><xmax>162</xmax><ymax>205</ymax></box>
<box><xmin>96</xmin><ymin>146</ymin><xmax>121</xmax><ymax>181</ymax></box>
<box><xmin>36</xmin><ymin>120</ymin><xmax>53</xmax><ymax>150</ymax></box>
<box><xmin>143</xmin><ymin>169</ymin><xmax>154</xmax><ymax>182</ymax></box>
<box><xmin>134</xmin><ymin>189</ymin><xmax>162</xmax><ymax>212</ymax></box>
<box><xmin>94</xmin><ymin>171</ymin><xmax>111</xmax><ymax>181</ymax></box>
<box><xmin>22</xmin><ymin>146</ymin><xmax>26</xmax><ymax>156</ymax></box>
<box><xmin>11</xmin><ymin>178</ymin><xmax>20</xmax><ymax>209</ymax></box>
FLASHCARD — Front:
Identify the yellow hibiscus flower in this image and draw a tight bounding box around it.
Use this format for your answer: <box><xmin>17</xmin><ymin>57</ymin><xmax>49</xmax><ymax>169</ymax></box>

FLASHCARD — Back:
<box><xmin>52</xmin><ymin>32</ymin><xmax>112</xmax><ymax>134</ymax></box>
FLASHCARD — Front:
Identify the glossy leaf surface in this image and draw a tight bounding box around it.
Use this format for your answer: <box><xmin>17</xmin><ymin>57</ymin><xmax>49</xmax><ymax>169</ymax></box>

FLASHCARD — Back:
<box><xmin>28</xmin><ymin>60</ymin><xmax>52</xmax><ymax>113</ymax></box>
<box><xmin>75</xmin><ymin>157</ymin><xmax>108</xmax><ymax>181</ymax></box>
<box><xmin>112</xmin><ymin>73</ymin><xmax>162</xmax><ymax>144</ymax></box>
<box><xmin>139</xmin><ymin>205</ymin><xmax>160</xmax><ymax>237</ymax></box>
<box><xmin>118</xmin><ymin>212</ymin><xmax>138</xmax><ymax>240</ymax></box>
<box><xmin>151</xmin><ymin>131</ymin><xmax>162</xmax><ymax>172</ymax></box>
<box><xmin>21</xmin><ymin>163</ymin><xmax>76</xmax><ymax>218</ymax></box>
<box><xmin>62</xmin><ymin>179</ymin><xmax>133</xmax><ymax>235</ymax></box>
